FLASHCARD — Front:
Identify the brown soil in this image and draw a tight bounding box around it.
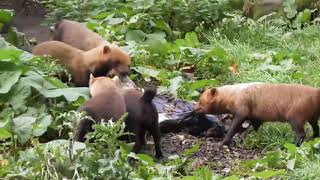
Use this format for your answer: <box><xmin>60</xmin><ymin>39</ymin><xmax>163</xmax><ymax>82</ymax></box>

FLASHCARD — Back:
<box><xmin>144</xmin><ymin>131</ymin><xmax>261</xmax><ymax>176</ymax></box>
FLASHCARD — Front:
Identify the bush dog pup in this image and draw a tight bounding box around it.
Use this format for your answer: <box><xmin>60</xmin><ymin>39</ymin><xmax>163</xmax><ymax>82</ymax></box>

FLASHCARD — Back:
<box><xmin>194</xmin><ymin>83</ymin><xmax>320</xmax><ymax>147</ymax></box>
<box><xmin>121</xmin><ymin>87</ymin><xmax>163</xmax><ymax>159</ymax></box>
<box><xmin>52</xmin><ymin>19</ymin><xmax>107</xmax><ymax>51</ymax></box>
<box><xmin>32</xmin><ymin>41</ymin><xmax>130</xmax><ymax>86</ymax></box>
<box><xmin>75</xmin><ymin>75</ymin><xmax>126</xmax><ymax>142</ymax></box>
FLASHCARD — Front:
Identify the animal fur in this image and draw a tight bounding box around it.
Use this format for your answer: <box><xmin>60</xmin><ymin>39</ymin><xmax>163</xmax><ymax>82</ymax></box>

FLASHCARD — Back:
<box><xmin>52</xmin><ymin>19</ymin><xmax>107</xmax><ymax>51</ymax></box>
<box><xmin>32</xmin><ymin>41</ymin><xmax>130</xmax><ymax>86</ymax></box>
<box><xmin>194</xmin><ymin>83</ymin><xmax>320</xmax><ymax>146</ymax></box>
<box><xmin>75</xmin><ymin>75</ymin><xmax>126</xmax><ymax>142</ymax></box>
<box><xmin>121</xmin><ymin>87</ymin><xmax>163</xmax><ymax>158</ymax></box>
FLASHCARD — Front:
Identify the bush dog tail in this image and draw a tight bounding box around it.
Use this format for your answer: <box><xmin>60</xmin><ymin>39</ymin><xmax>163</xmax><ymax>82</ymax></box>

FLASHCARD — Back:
<box><xmin>141</xmin><ymin>87</ymin><xmax>157</xmax><ymax>103</ymax></box>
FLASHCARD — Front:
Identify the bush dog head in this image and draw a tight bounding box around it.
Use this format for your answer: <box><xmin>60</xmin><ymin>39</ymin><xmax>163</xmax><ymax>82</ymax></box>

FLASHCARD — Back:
<box><xmin>86</xmin><ymin>44</ymin><xmax>130</xmax><ymax>80</ymax></box>
<box><xmin>194</xmin><ymin>83</ymin><xmax>320</xmax><ymax>147</ymax></box>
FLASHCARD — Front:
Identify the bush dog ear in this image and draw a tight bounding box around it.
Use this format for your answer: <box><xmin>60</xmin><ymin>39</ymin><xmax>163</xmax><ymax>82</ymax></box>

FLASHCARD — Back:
<box><xmin>89</xmin><ymin>74</ymin><xmax>95</xmax><ymax>86</ymax></box>
<box><xmin>210</xmin><ymin>88</ymin><xmax>216</xmax><ymax>96</ymax></box>
<box><xmin>103</xmin><ymin>45</ymin><xmax>111</xmax><ymax>54</ymax></box>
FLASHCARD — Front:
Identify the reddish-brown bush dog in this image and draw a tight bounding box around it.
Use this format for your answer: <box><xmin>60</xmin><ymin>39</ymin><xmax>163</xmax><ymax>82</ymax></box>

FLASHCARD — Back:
<box><xmin>52</xmin><ymin>19</ymin><xmax>107</xmax><ymax>51</ymax></box>
<box><xmin>32</xmin><ymin>41</ymin><xmax>130</xmax><ymax>86</ymax></box>
<box><xmin>52</xmin><ymin>19</ymin><xmax>131</xmax><ymax>79</ymax></box>
<box><xmin>194</xmin><ymin>83</ymin><xmax>320</xmax><ymax>146</ymax></box>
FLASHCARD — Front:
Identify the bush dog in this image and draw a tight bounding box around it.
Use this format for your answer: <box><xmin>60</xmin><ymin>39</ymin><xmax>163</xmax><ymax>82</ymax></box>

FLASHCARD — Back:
<box><xmin>121</xmin><ymin>87</ymin><xmax>163</xmax><ymax>159</ymax></box>
<box><xmin>75</xmin><ymin>75</ymin><xmax>126</xmax><ymax>142</ymax></box>
<box><xmin>52</xmin><ymin>19</ymin><xmax>107</xmax><ymax>51</ymax></box>
<box><xmin>52</xmin><ymin>20</ymin><xmax>132</xmax><ymax>79</ymax></box>
<box><xmin>32</xmin><ymin>41</ymin><xmax>130</xmax><ymax>86</ymax></box>
<box><xmin>194</xmin><ymin>83</ymin><xmax>320</xmax><ymax>147</ymax></box>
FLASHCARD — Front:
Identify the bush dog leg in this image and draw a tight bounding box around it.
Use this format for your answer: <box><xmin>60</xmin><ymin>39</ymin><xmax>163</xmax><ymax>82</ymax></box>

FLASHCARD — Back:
<box><xmin>151</xmin><ymin>124</ymin><xmax>163</xmax><ymax>158</ymax></box>
<box><xmin>221</xmin><ymin>114</ymin><xmax>246</xmax><ymax>146</ymax></box>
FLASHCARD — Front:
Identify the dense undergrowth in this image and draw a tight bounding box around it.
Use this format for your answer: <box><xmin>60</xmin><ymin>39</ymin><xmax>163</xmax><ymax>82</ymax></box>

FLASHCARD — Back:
<box><xmin>1</xmin><ymin>0</ymin><xmax>320</xmax><ymax>179</ymax></box>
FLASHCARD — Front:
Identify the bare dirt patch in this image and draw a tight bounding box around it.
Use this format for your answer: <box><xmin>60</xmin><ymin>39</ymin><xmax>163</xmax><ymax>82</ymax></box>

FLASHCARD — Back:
<box><xmin>0</xmin><ymin>0</ymin><xmax>51</xmax><ymax>43</ymax></box>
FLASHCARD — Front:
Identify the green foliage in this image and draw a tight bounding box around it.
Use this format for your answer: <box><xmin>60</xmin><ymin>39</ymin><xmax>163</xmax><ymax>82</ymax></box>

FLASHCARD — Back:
<box><xmin>238</xmin><ymin>138</ymin><xmax>320</xmax><ymax>179</ymax></box>
<box><xmin>2</xmin><ymin>0</ymin><xmax>320</xmax><ymax>178</ymax></box>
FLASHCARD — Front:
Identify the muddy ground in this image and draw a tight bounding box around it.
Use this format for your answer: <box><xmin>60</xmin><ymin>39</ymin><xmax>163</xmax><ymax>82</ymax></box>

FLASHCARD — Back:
<box><xmin>0</xmin><ymin>0</ymin><xmax>263</xmax><ymax>175</ymax></box>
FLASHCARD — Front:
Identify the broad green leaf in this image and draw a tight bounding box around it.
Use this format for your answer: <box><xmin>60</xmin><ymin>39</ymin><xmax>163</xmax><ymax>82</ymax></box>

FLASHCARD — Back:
<box><xmin>286</xmin><ymin>158</ymin><xmax>296</xmax><ymax>170</ymax></box>
<box><xmin>144</xmin><ymin>31</ymin><xmax>168</xmax><ymax>54</ymax></box>
<box><xmin>0</xmin><ymin>108</ymin><xmax>13</xmax><ymax>139</ymax></box>
<box><xmin>45</xmin><ymin>139</ymin><xmax>86</xmax><ymax>154</ymax></box>
<box><xmin>0</xmin><ymin>48</ymin><xmax>23</xmax><ymax>60</ymax></box>
<box><xmin>168</xmin><ymin>76</ymin><xmax>183</xmax><ymax>95</ymax></box>
<box><xmin>135</xmin><ymin>153</ymin><xmax>155</xmax><ymax>166</ymax></box>
<box><xmin>41</xmin><ymin>88</ymin><xmax>89</xmax><ymax>102</ymax></box>
<box><xmin>129</xmin><ymin>13</ymin><xmax>144</xmax><ymax>24</ymax></box>
<box><xmin>154</xmin><ymin>19</ymin><xmax>173</xmax><ymax>36</ymax></box>
<box><xmin>0</xmin><ymin>9</ymin><xmax>14</xmax><ymax>23</ymax></box>
<box><xmin>44</xmin><ymin>76</ymin><xmax>69</xmax><ymax>88</ymax></box>
<box><xmin>252</xmin><ymin>169</ymin><xmax>285</xmax><ymax>179</ymax></box>
<box><xmin>188</xmin><ymin>79</ymin><xmax>220</xmax><ymax>90</ymax></box>
<box><xmin>126</xmin><ymin>30</ymin><xmax>146</xmax><ymax>42</ymax></box>
<box><xmin>13</xmin><ymin>116</ymin><xmax>36</xmax><ymax>144</ymax></box>
<box><xmin>33</xmin><ymin>115</ymin><xmax>52</xmax><ymax>137</ymax></box>
<box><xmin>108</xmin><ymin>17</ymin><xmax>125</xmax><ymax>25</ymax></box>
<box><xmin>93</xmin><ymin>12</ymin><xmax>109</xmax><ymax>20</ymax></box>
<box><xmin>22</xmin><ymin>72</ymin><xmax>89</xmax><ymax>101</ymax></box>
<box><xmin>206</xmin><ymin>47</ymin><xmax>227</xmax><ymax>60</ymax></box>
<box><xmin>7</xmin><ymin>27</ymin><xmax>28</xmax><ymax>48</ymax></box>
<box><xmin>296</xmin><ymin>9</ymin><xmax>311</xmax><ymax>24</ymax></box>
<box><xmin>284</xmin><ymin>142</ymin><xmax>296</xmax><ymax>155</ymax></box>
<box><xmin>132</xmin><ymin>66</ymin><xmax>160</xmax><ymax>79</ymax></box>
<box><xmin>0</xmin><ymin>129</ymin><xmax>11</xmax><ymax>139</ymax></box>
<box><xmin>184</xmin><ymin>32</ymin><xmax>199</xmax><ymax>47</ymax></box>
<box><xmin>0</xmin><ymin>63</ymin><xmax>22</xmax><ymax>94</ymax></box>
<box><xmin>5</xmin><ymin>80</ymin><xmax>31</xmax><ymax>113</ymax></box>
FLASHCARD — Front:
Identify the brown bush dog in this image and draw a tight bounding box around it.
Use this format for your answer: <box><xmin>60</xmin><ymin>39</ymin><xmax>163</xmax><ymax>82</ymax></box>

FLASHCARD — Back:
<box><xmin>194</xmin><ymin>83</ymin><xmax>320</xmax><ymax>147</ymax></box>
<box><xmin>121</xmin><ymin>87</ymin><xmax>163</xmax><ymax>159</ymax></box>
<box><xmin>75</xmin><ymin>75</ymin><xmax>126</xmax><ymax>142</ymax></box>
<box><xmin>52</xmin><ymin>19</ymin><xmax>131</xmax><ymax>79</ymax></box>
<box><xmin>52</xmin><ymin>19</ymin><xmax>107</xmax><ymax>51</ymax></box>
<box><xmin>32</xmin><ymin>41</ymin><xmax>130</xmax><ymax>86</ymax></box>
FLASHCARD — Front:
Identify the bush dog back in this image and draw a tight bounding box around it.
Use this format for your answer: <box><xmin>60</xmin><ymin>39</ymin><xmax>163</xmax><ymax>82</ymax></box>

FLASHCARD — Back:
<box><xmin>194</xmin><ymin>83</ymin><xmax>320</xmax><ymax>146</ymax></box>
<box><xmin>53</xmin><ymin>19</ymin><xmax>107</xmax><ymax>51</ymax></box>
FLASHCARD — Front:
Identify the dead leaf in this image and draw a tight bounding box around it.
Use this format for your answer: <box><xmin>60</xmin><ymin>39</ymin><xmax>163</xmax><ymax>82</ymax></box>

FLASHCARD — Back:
<box><xmin>180</xmin><ymin>65</ymin><xmax>195</xmax><ymax>73</ymax></box>
<box><xmin>228</xmin><ymin>62</ymin><xmax>239</xmax><ymax>75</ymax></box>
